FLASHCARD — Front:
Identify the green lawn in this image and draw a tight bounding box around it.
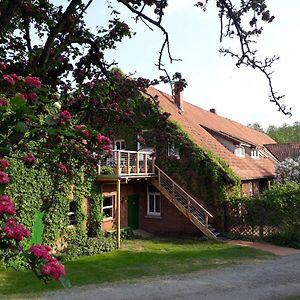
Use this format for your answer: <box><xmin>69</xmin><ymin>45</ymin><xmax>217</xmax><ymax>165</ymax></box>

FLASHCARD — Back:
<box><xmin>0</xmin><ymin>238</ymin><xmax>274</xmax><ymax>297</ymax></box>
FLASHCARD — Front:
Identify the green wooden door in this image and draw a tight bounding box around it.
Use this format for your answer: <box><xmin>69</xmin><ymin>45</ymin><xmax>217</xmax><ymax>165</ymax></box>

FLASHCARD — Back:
<box><xmin>128</xmin><ymin>195</ymin><xmax>139</xmax><ymax>229</ymax></box>
<box><xmin>30</xmin><ymin>211</ymin><xmax>44</xmax><ymax>245</ymax></box>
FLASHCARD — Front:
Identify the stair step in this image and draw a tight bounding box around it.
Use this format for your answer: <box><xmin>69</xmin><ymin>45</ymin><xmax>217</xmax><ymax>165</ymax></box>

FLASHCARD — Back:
<box><xmin>153</xmin><ymin>170</ymin><xmax>218</xmax><ymax>240</ymax></box>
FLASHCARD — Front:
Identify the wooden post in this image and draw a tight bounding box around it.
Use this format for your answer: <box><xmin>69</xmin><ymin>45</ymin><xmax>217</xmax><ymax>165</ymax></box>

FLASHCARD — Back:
<box><xmin>136</xmin><ymin>153</ymin><xmax>139</xmax><ymax>174</ymax></box>
<box><xmin>116</xmin><ymin>179</ymin><xmax>121</xmax><ymax>249</ymax></box>
<box><xmin>172</xmin><ymin>182</ymin><xmax>175</xmax><ymax>200</ymax></box>
<box><xmin>143</xmin><ymin>154</ymin><xmax>147</xmax><ymax>173</ymax></box>
<box><xmin>151</xmin><ymin>155</ymin><xmax>155</xmax><ymax>174</ymax></box>
<box><xmin>205</xmin><ymin>213</ymin><xmax>209</xmax><ymax>228</ymax></box>
<box><xmin>158</xmin><ymin>169</ymin><xmax>161</xmax><ymax>189</ymax></box>
<box><xmin>127</xmin><ymin>152</ymin><xmax>130</xmax><ymax>174</ymax></box>
<box><xmin>116</xmin><ymin>151</ymin><xmax>121</xmax><ymax>176</ymax></box>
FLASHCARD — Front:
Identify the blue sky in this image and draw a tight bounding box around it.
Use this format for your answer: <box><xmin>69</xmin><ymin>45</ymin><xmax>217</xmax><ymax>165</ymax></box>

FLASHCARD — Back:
<box><xmin>58</xmin><ymin>0</ymin><xmax>300</xmax><ymax>129</ymax></box>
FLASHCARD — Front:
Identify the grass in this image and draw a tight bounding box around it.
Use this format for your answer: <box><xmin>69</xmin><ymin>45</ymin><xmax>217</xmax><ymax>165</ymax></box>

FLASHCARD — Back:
<box><xmin>0</xmin><ymin>238</ymin><xmax>274</xmax><ymax>297</ymax></box>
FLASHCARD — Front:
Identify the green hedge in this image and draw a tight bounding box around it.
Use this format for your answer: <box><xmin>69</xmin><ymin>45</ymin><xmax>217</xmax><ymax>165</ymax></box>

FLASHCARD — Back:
<box><xmin>227</xmin><ymin>182</ymin><xmax>300</xmax><ymax>247</ymax></box>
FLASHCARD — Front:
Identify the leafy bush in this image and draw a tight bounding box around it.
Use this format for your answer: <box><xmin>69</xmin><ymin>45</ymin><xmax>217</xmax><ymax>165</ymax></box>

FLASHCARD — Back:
<box><xmin>265</xmin><ymin>231</ymin><xmax>300</xmax><ymax>249</ymax></box>
<box><xmin>106</xmin><ymin>227</ymin><xmax>135</xmax><ymax>240</ymax></box>
<box><xmin>227</xmin><ymin>182</ymin><xmax>300</xmax><ymax>237</ymax></box>
<box><xmin>61</xmin><ymin>235</ymin><xmax>116</xmax><ymax>261</ymax></box>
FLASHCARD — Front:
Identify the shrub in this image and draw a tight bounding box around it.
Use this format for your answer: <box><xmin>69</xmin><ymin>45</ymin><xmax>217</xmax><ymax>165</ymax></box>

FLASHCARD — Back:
<box><xmin>61</xmin><ymin>235</ymin><xmax>116</xmax><ymax>261</ymax></box>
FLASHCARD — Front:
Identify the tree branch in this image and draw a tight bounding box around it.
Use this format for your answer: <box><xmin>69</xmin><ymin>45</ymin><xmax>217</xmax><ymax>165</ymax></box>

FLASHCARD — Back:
<box><xmin>39</xmin><ymin>0</ymin><xmax>82</xmax><ymax>71</ymax></box>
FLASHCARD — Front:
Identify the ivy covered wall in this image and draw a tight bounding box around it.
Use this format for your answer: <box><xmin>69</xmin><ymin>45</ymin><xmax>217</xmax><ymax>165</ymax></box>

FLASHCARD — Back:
<box><xmin>101</xmin><ymin>94</ymin><xmax>240</xmax><ymax>226</ymax></box>
<box><xmin>5</xmin><ymin>159</ymin><xmax>103</xmax><ymax>247</ymax></box>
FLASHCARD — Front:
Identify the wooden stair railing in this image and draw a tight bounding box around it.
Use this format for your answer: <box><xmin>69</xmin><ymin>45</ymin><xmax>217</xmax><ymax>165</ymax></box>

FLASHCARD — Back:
<box><xmin>151</xmin><ymin>165</ymin><xmax>219</xmax><ymax>240</ymax></box>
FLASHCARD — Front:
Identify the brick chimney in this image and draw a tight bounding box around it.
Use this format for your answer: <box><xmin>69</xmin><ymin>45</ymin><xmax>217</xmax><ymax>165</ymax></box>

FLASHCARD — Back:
<box><xmin>209</xmin><ymin>108</ymin><xmax>217</xmax><ymax>114</ymax></box>
<box><xmin>174</xmin><ymin>90</ymin><xmax>184</xmax><ymax>111</ymax></box>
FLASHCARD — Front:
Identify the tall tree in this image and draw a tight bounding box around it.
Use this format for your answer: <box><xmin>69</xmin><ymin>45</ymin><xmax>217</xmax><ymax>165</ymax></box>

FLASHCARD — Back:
<box><xmin>267</xmin><ymin>122</ymin><xmax>300</xmax><ymax>143</ymax></box>
<box><xmin>0</xmin><ymin>0</ymin><xmax>290</xmax><ymax>115</ymax></box>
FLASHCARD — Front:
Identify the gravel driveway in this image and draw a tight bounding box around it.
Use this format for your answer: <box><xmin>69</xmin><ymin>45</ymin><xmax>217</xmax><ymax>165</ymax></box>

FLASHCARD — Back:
<box><xmin>21</xmin><ymin>253</ymin><xmax>300</xmax><ymax>300</ymax></box>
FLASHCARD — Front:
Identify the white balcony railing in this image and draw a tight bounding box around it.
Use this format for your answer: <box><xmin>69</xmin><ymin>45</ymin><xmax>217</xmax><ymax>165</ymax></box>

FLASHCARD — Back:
<box><xmin>98</xmin><ymin>150</ymin><xmax>155</xmax><ymax>177</ymax></box>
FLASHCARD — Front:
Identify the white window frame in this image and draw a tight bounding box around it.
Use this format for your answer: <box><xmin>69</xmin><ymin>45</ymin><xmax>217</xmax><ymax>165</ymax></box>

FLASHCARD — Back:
<box><xmin>147</xmin><ymin>185</ymin><xmax>161</xmax><ymax>216</ymax></box>
<box><xmin>250</xmin><ymin>149</ymin><xmax>260</xmax><ymax>159</ymax></box>
<box><xmin>234</xmin><ymin>146</ymin><xmax>245</xmax><ymax>157</ymax></box>
<box><xmin>102</xmin><ymin>195</ymin><xmax>115</xmax><ymax>220</ymax></box>
<box><xmin>114</xmin><ymin>139</ymin><xmax>126</xmax><ymax>150</ymax></box>
<box><xmin>167</xmin><ymin>142</ymin><xmax>180</xmax><ymax>159</ymax></box>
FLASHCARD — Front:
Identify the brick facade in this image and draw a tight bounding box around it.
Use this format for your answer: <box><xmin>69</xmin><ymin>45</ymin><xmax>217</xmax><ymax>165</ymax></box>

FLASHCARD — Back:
<box><xmin>99</xmin><ymin>180</ymin><xmax>202</xmax><ymax>236</ymax></box>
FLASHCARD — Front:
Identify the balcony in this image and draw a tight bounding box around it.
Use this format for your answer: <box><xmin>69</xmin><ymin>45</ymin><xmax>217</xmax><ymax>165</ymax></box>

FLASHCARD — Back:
<box><xmin>97</xmin><ymin>150</ymin><xmax>156</xmax><ymax>181</ymax></box>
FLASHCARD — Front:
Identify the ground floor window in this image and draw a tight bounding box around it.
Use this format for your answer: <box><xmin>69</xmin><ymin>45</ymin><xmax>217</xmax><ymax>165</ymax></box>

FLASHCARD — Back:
<box><xmin>147</xmin><ymin>185</ymin><xmax>161</xmax><ymax>216</ymax></box>
<box><xmin>68</xmin><ymin>201</ymin><xmax>76</xmax><ymax>226</ymax></box>
<box><xmin>102</xmin><ymin>195</ymin><xmax>115</xmax><ymax>219</ymax></box>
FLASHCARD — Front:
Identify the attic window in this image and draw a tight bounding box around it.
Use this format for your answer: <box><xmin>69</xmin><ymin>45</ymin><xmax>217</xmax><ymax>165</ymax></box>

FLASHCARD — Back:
<box><xmin>251</xmin><ymin>149</ymin><xmax>260</xmax><ymax>159</ymax></box>
<box><xmin>168</xmin><ymin>142</ymin><xmax>180</xmax><ymax>159</ymax></box>
<box><xmin>234</xmin><ymin>146</ymin><xmax>245</xmax><ymax>157</ymax></box>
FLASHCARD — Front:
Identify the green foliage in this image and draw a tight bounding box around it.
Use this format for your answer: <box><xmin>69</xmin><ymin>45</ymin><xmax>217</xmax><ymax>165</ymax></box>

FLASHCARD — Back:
<box><xmin>106</xmin><ymin>227</ymin><xmax>135</xmax><ymax>240</ymax></box>
<box><xmin>267</xmin><ymin>122</ymin><xmax>300</xmax><ymax>143</ymax></box>
<box><xmin>227</xmin><ymin>182</ymin><xmax>300</xmax><ymax>241</ymax></box>
<box><xmin>61</xmin><ymin>234</ymin><xmax>116</xmax><ymax>261</ymax></box>
<box><xmin>265</xmin><ymin>231</ymin><xmax>300</xmax><ymax>249</ymax></box>
<box><xmin>259</xmin><ymin>182</ymin><xmax>300</xmax><ymax>232</ymax></box>
<box><xmin>43</xmin><ymin>176</ymin><xmax>71</xmax><ymax>246</ymax></box>
<box><xmin>247</xmin><ymin>122</ymin><xmax>265</xmax><ymax>132</ymax></box>
<box><xmin>88</xmin><ymin>185</ymin><xmax>104</xmax><ymax>237</ymax></box>
<box><xmin>5</xmin><ymin>158</ymin><xmax>51</xmax><ymax>238</ymax></box>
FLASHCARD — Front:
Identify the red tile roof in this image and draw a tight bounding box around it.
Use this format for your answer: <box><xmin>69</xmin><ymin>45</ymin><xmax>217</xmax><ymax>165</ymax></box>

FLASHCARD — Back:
<box><xmin>148</xmin><ymin>87</ymin><xmax>277</xmax><ymax>180</ymax></box>
<box><xmin>264</xmin><ymin>143</ymin><xmax>300</xmax><ymax>161</ymax></box>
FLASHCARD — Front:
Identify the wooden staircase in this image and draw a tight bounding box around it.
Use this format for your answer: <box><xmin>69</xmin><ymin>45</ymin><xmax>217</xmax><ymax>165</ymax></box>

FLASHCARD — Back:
<box><xmin>150</xmin><ymin>165</ymin><xmax>220</xmax><ymax>240</ymax></box>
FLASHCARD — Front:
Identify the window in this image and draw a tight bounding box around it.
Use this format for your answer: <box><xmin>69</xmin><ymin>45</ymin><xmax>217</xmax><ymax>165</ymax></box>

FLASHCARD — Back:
<box><xmin>114</xmin><ymin>139</ymin><xmax>125</xmax><ymax>150</ymax></box>
<box><xmin>251</xmin><ymin>149</ymin><xmax>260</xmax><ymax>159</ymax></box>
<box><xmin>167</xmin><ymin>142</ymin><xmax>180</xmax><ymax>159</ymax></box>
<box><xmin>147</xmin><ymin>185</ymin><xmax>161</xmax><ymax>216</ymax></box>
<box><xmin>102</xmin><ymin>196</ymin><xmax>114</xmax><ymax>219</ymax></box>
<box><xmin>68</xmin><ymin>201</ymin><xmax>76</xmax><ymax>226</ymax></box>
<box><xmin>234</xmin><ymin>146</ymin><xmax>245</xmax><ymax>157</ymax></box>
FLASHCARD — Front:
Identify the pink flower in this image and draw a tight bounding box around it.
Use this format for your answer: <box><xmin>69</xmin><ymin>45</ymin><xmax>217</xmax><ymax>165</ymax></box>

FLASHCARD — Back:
<box><xmin>75</xmin><ymin>125</ymin><xmax>84</xmax><ymax>131</ymax></box>
<box><xmin>22</xmin><ymin>154</ymin><xmax>36</xmax><ymax>165</ymax></box>
<box><xmin>24</xmin><ymin>76</ymin><xmax>42</xmax><ymax>88</ymax></box>
<box><xmin>0</xmin><ymin>159</ymin><xmax>9</xmax><ymax>169</ymax></box>
<box><xmin>0</xmin><ymin>98</ymin><xmax>8</xmax><ymax>106</ymax></box>
<box><xmin>25</xmin><ymin>92</ymin><xmax>38</xmax><ymax>102</ymax></box>
<box><xmin>0</xmin><ymin>171</ymin><xmax>9</xmax><ymax>184</ymax></box>
<box><xmin>0</xmin><ymin>62</ymin><xmax>6</xmax><ymax>70</ymax></box>
<box><xmin>10</xmin><ymin>73</ymin><xmax>20</xmax><ymax>82</ymax></box>
<box><xmin>41</xmin><ymin>258</ymin><xmax>65</xmax><ymax>280</ymax></box>
<box><xmin>81</xmin><ymin>129</ymin><xmax>89</xmax><ymax>137</ymax></box>
<box><xmin>95</xmin><ymin>134</ymin><xmax>111</xmax><ymax>145</ymax></box>
<box><xmin>3</xmin><ymin>218</ymin><xmax>30</xmax><ymax>241</ymax></box>
<box><xmin>137</xmin><ymin>137</ymin><xmax>145</xmax><ymax>144</ymax></box>
<box><xmin>58</xmin><ymin>163</ymin><xmax>69</xmax><ymax>174</ymax></box>
<box><xmin>0</xmin><ymin>195</ymin><xmax>16</xmax><ymax>215</ymax></box>
<box><xmin>3</xmin><ymin>74</ymin><xmax>15</xmax><ymax>85</ymax></box>
<box><xmin>59</xmin><ymin>110</ymin><xmax>72</xmax><ymax>121</ymax></box>
<box><xmin>29</xmin><ymin>244</ymin><xmax>52</xmax><ymax>261</ymax></box>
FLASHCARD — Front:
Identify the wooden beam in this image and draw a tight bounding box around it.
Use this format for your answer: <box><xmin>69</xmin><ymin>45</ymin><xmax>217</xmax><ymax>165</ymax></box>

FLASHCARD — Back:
<box><xmin>116</xmin><ymin>179</ymin><xmax>121</xmax><ymax>249</ymax></box>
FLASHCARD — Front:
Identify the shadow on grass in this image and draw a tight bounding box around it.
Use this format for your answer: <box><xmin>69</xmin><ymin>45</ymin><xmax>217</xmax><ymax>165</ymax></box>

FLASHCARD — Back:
<box><xmin>0</xmin><ymin>240</ymin><xmax>274</xmax><ymax>296</ymax></box>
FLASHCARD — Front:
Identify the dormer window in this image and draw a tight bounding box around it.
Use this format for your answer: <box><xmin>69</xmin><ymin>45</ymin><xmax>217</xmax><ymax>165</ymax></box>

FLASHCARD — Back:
<box><xmin>234</xmin><ymin>146</ymin><xmax>245</xmax><ymax>157</ymax></box>
<box><xmin>251</xmin><ymin>149</ymin><xmax>260</xmax><ymax>159</ymax></box>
